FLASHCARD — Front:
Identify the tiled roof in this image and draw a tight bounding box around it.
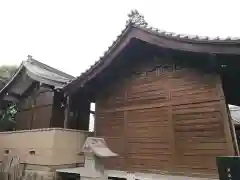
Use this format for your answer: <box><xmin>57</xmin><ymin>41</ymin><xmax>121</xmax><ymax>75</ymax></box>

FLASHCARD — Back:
<box><xmin>0</xmin><ymin>55</ymin><xmax>75</xmax><ymax>96</ymax></box>
<box><xmin>125</xmin><ymin>10</ymin><xmax>240</xmax><ymax>43</ymax></box>
<box><xmin>65</xmin><ymin>9</ymin><xmax>240</xmax><ymax>90</ymax></box>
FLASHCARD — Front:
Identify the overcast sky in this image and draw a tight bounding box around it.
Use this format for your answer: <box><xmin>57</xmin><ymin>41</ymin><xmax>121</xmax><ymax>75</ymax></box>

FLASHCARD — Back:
<box><xmin>0</xmin><ymin>0</ymin><xmax>239</xmax><ymax>77</ymax></box>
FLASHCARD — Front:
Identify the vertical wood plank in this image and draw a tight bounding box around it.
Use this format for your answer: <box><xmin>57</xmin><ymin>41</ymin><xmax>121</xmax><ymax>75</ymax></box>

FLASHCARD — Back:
<box><xmin>168</xmin><ymin>83</ymin><xmax>177</xmax><ymax>172</ymax></box>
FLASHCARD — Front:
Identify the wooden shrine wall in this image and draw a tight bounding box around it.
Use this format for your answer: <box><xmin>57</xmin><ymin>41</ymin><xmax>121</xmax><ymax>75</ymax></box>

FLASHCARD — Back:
<box><xmin>15</xmin><ymin>85</ymin><xmax>62</xmax><ymax>130</ymax></box>
<box><xmin>95</xmin><ymin>57</ymin><xmax>235</xmax><ymax>177</ymax></box>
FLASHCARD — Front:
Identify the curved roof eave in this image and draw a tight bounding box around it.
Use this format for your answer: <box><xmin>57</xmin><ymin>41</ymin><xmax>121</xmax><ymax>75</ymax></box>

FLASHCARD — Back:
<box><xmin>0</xmin><ymin>57</ymin><xmax>75</xmax><ymax>97</ymax></box>
<box><xmin>63</xmin><ymin>18</ymin><xmax>240</xmax><ymax>93</ymax></box>
<box><xmin>25</xmin><ymin>69</ymin><xmax>68</xmax><ymax>89</ymax></box>
<box><xmin>23</xmin><ymin>60</ymin><xmax>73</xmax><ymax>88</ymax></box>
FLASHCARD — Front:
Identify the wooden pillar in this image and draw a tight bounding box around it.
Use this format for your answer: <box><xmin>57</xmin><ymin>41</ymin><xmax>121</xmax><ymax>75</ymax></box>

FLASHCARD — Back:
<box><xmin>77</xmin><ymin>97</ymin><xmax>90</xmax><ymax>130</ymax></box>
<box><xmin>64</xmin><ymin>95</ymin><xmax>70</xmax><ymax>129</ymax></box>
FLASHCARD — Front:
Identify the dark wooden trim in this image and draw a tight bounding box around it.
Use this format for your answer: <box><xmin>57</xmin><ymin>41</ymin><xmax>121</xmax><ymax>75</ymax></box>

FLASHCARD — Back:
<box><xmin>132</xmin><ymin>27</ymin><xmax>240</xmax><ymax>55</ymax></box>
<box><xmin>64</xmin><ymin>95</ymin><xmax>70</xmax><ymax>128</ymax></box>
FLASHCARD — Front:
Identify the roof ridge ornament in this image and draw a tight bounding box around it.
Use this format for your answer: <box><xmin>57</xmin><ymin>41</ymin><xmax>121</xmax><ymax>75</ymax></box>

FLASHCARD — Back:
<box><xmin>127</xmin><ymin>9</ymin><xmax>148</xmax><ymax>26</ymax></box>
<box><xmin>27</xmin><ymin>55</ymin><xmax>33</xmax><ymax>61</ymax></box>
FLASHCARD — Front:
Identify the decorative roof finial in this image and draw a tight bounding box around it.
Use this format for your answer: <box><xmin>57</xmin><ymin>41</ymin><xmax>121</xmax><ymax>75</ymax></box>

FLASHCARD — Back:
<box><xmin>127</xmin><ymin>9</ymin><xmax>148</xmax><ymax>26</ymax></box>
<box><xmin>27</xmin><ymin>55</ymin><xmax>33</xmax><ymax>60</ymax></box>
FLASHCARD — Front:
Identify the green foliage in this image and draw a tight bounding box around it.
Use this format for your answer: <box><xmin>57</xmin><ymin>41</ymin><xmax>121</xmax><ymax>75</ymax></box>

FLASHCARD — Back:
<box><xmin>0</xmin><ymin>103</ymin><xmax>18</xmax><ymax>130</ymax></box>
<box><xmin>0</xmin><ymin>65</ymin><xmax>18</xmax><ymax>79</ymax></box>
<box><xmin>0</xmin><ymin>65</ymin><xmax>18</xmax><ymax>130</ymax></box>
<box><xmin>0</xmin><ymin>104</ymin><xmax>18</xmax><ymax>122</ymax></box>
